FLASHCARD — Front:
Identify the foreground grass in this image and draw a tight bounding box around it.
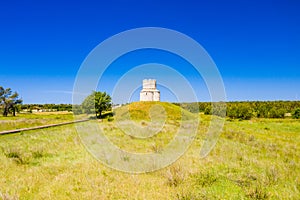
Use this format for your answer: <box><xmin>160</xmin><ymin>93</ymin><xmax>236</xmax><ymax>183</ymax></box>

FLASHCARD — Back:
<box><xmin>0</xmin><ymin>109</ymin><xmax>299</xmax><ymax>199</ymax></box>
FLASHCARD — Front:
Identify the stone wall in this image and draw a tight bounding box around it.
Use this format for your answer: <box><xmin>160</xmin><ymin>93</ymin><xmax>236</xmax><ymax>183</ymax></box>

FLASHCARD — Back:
<box><xmin>140</xmin><ymin>79</ymin><xmax>160</xmax><ymax>101</ymax></box>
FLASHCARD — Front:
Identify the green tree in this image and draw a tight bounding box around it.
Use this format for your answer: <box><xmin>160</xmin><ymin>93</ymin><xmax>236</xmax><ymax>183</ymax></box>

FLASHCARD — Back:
<box><xmin>82</xmin><ymin>91</ymin><xmax>112</xmax><ymax>118</ymax></box>
<box><xmin>0</xmin><ymin>87</ymin><xmax>23</xmax><ymax>116</ymax></box>
<box><xmin>204</xmin><ymin>105</ymin><xmax>212</xmax><ymax>115</ymax></box>
<box><xmin>292</xmin><ymin>108</ymin><xmax>300</xmax><ymax>119</ymax></box>
<box><xmin>227</xmin><ymin>103</ymin><xmax>252</xmax><ymax>120</ymax></box>
<box><xmin>268</xmin><ymin>108</ymin><xmax>285</xmax><ymax>118</ymax></box>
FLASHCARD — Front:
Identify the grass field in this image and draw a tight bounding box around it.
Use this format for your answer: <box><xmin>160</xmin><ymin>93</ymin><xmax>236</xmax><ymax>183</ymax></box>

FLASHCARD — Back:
<box><xmin>0</xmin><ymin>112</ymin><xmax>75</xmax><ymax>132</ymax></box>
<box><xmin>0</xmin><ymin>102</ymin><xmax>299</xmax><ymax>199</ymax></box>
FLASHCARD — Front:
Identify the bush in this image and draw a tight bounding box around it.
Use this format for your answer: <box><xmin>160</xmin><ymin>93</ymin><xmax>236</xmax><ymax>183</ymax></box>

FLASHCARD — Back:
<box><xmin>192</xmin><ymin>170</ymin><xmax>218</xmax><ymax>187</ymax></box>
<box><xmin>102</xmin><ymin>112</ymin><xmax>113</xmax><ymax>119</ymax></box>
<box><xmin>292</xmin><ymin>108</ymin><xmax>300</xmax><ymax>119</ymax></box>
<box><xmin>3</xmin><ymin>148</ymin><xmax>30</xmax><ymax>165</ymax></box>
<box><xmin>204</xmin><ymin>106</ymin><xmax>212</xmax><ymax>115</ymax></box>
<box><xmin>107</xmin><ymin>116</ymin><xmax>114</xmax><ymax>122</ymax></box>
<box><xmin>246</xmin><ymin>185</ymin><xmax>269</xmax><ymax>199</ymax></box>
<box><xmin>32</xmin><ymin>149</ymin><xmax>44</xmax><ymax>159</ymax></box>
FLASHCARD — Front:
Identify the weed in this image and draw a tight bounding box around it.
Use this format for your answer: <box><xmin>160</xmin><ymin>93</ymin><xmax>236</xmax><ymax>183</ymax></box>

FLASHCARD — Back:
<box><xmin>192</xmin><ymin>170</ymin><xmax>217</xmax><ymax>187</ymax></box>
<box><xmin>14</xmin><ymin>155</ymin><xmax>31</xmax><ymax>165</ymax></box>
<box><xmin>3</xmin><ymin>147</ymin><xmax>30</xmax><ymax>165</ymax></box>
<box><xmin>165</xmin><ymin>164</ymin><xmax>185</xmax><ymax>187</ymax></box>
<box><xmin>32</xmin><ymin>148</ymin><xmax>44</xmax><ymax>159</ymax></box>
<box><xmin>248</xmin><ymin>135</ymin><xmax>255</xmax><ymax>142</ymax></box>
<box><xmin>151</xmin><ymin>143</ymin><xmax>162</xmax><ymax>153</ymax></box>
<box><xmin>122</xmin><ymin>156</ymin><xmax>130</xmax><ymax>162</ymax></box>
<box><xmin>265</xmin><ymin>166</ymin><xmax>279</xmax><ymax>185</ymax></box>
<box><xmin>246</xmin><ymin>185</ymin><xmax>269</xmax><ymax>199</ymax></box>
<box><xmin>4</xmin><ymin>149</ymin><xmax>21</xmax><ymax>159</ymax></box>
<box><xmin>234</xmin><ymin>173</ymin><xmax>257</xmax><ymax>188</ymax></box>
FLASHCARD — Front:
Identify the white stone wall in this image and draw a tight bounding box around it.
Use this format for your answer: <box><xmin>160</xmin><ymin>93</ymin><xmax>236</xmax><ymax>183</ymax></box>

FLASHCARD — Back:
<box><xmin>143</xmin><ymin>79</ymin><xmax>156</xmax><ymax>89</ymax></box>
<box><xmin>140</xmin><ymin>79</ymin><xmax>160</xmax><ymax>101</ymax></box>
<box><xmin>140</xmin><ymin>91</ymin><xmax>153</xmax><ymax>101</ymax></box>
<box><xmin>153</xmin><ymin>91</ymin><xmax>160</xmax><ymax>101</ymax></box>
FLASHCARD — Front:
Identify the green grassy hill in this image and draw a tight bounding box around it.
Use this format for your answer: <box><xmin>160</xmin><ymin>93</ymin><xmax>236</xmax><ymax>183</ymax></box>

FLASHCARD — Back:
<box><xmin>114</xmin><ymin>101</ymin><xmax>196</xmax><ymax>121</ymax></box>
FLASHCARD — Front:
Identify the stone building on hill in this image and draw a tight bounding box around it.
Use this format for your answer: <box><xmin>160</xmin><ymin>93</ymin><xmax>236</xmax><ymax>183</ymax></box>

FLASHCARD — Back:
<box><xmin>140</xmin><ymin>79</ymin><xmax>160</xmax><ymax>101</ymax></box>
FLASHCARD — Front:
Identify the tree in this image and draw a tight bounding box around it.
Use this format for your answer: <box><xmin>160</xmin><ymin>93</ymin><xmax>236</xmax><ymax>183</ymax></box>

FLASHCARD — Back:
<box><xmin>81</xmin><ymin>91</ymin><xmax>112</xmax><ymax>118</ymax></box>
<box><xmin>292</xmin><ymin>108</ymin><xmax>300</xmax><ymax>119</ymax></box>
<box><xmin>0</xmin><ymin>86</ymin><xmax>23</xmax><ymax>117</ymax></box>
<box><xmin>268</xmin><ymin>108</ymin><xmax>285</xmax><ymax>118</ymax></box>
<box><xmin>227</xmin><ymin>103</ymin><xmax>252</xmax><ymax>120</ymax></box>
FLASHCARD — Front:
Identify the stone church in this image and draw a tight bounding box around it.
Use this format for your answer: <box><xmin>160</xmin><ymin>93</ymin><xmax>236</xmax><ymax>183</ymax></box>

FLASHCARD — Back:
<box><xmin>140</xmin><ymin>79</ymin><xmax>160</xmax><ymax>101</ymax></box>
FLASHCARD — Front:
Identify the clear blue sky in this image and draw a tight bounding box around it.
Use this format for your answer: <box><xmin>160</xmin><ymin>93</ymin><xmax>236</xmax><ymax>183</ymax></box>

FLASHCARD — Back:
<box><xmin>0</xmin><ymin>0</ymin><xmax>299</xmax><ymax>104</ymax></box>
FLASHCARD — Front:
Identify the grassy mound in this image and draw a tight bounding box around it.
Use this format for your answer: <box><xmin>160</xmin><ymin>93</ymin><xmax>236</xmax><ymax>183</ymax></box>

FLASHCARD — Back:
<box><xmin>114</xmin><ymin>101</ymin><xmax>196</xmax><ymax>121</ymax></box>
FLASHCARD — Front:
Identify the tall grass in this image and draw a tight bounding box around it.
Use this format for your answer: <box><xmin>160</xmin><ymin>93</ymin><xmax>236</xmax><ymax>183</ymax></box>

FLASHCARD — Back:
<box><xmin>0</xmin><ymin>108</ymin><xmax>299</xmax><ymax>199</ymax></box>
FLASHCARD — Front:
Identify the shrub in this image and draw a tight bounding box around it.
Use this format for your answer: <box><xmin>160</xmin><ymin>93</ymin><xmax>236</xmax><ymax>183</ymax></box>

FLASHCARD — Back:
<box><xmin>204</xmin><ymin>106</ymin><xmax>211</xmax><ymax>115</ymax></box>
<box><xmin>3</xmin><ymin>147</ymin><xmax>31</xmax><ymax>165</ymax></box>
<box><xmin>246</xmin><ymin>185</ymin><xmax>269</xmax><ymax>199</ymax></box>
<box><xmin>107</xmin><ymin>116</ymin><xmax>114</xmax><ymax>122</ymax></box>
<box><xmin>292</xmin><ymin>108</ymin><xmax>300</xmax><ymax>119</ymax></box>
<box><xmin>4</xmin><ymin>150</ymin><xmax>21</xmax><ymax>159</ymax></box>
<box><xmin>193</xmin><ymin>170</ymin><xmax>217</xmax><ymax>187</ymax></box>
<box><xmin>32</xmin><ymin>149</ymin><xmax>44</xmax><ymax>159</ymax></box>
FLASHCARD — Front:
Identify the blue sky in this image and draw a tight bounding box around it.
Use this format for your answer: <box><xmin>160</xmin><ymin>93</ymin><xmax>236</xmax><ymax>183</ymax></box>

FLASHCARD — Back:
<box><xmin>0</xmin><ymin>0</ymin><xmax>299</xmax><ymax>104</ymax></box>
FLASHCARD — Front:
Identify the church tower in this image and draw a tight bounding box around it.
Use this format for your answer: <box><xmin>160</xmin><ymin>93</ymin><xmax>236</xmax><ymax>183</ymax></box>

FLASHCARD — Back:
<box><xmin>140</xmin><ymin>79</ymin><xmax>160</xmax><ymax>101</ymax></box>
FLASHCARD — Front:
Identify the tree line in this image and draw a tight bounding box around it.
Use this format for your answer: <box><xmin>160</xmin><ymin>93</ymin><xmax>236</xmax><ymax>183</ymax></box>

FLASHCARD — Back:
<box><xmin>0</xmin><ymin>86</ymin><xmax>112</xmax><ymax>119</ymax></box>
<box><xmin>1</xmin><ymin>86</ymin><xmax>299</xmax><ymax>120</ymax></box>
<box><xmin>20</xmin><ymin>104</ymin><xmax>73</xmax><ymax>112</ymax></box>
<box><xmin>177</xmin><ymin>101</ymin><xmax>300</xmax><ymax>119</ymax></box>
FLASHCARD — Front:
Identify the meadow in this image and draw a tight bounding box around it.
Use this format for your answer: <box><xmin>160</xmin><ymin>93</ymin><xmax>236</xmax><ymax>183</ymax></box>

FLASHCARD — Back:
<box><xmin>0</xmin><ymin>102</ymin><xmax>299</xmax><ymax>199</ymax></box>
<box><xmin>0</xmin><ymin>112</ymin><xmax>75</xmax><ymax>132</ymax></box>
